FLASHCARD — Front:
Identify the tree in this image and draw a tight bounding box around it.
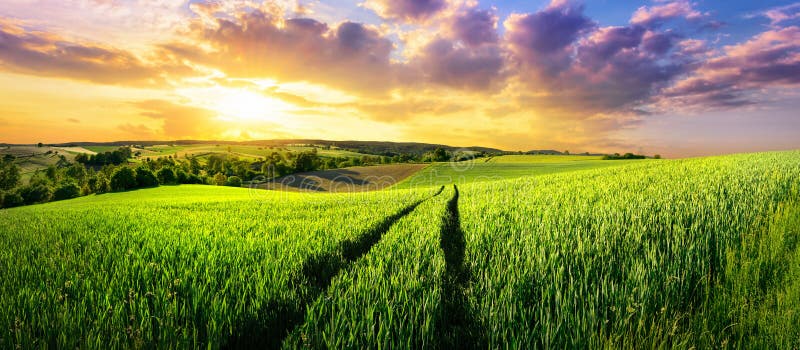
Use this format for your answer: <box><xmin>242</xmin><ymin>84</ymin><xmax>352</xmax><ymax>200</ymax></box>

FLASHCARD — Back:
<box><xmin>135</xmin><ymin>167</ymin><xmax>159</xmax><ymax>188</ymax></box>
<box><xmin>654</xmin><ymin>154</ymin><xmax>662</xmax><ymax>159</ymax></box>
<box><xmin>432</xmin><ymin>148</ymin><xmax>449</xmax><ymax>162</ymax></box>
<box><xmin>213</xmin><ymin>173</ymin><xmax>227</xmax><ymax>186</ymax></box>
<box><xmin>1</xmin><ymin>191</ymin><xmax>23</xmax><ymax>208</ymax></box>
<box><xmin>53</xmin><ymin>182</ymin><xmax>81</xmax><ymax>201</ymax></box>
<box><xmin>110</xmin><ymin>167</ymin><xmax>137</xmax><ymax>191</ymax></box>
<box><xmin>225</xmin><ymin>176</ymin><xmax>242</xmax><ymax>187</ymax></box>
<box><xmin>292</xmin><ymin>152</ymin><xmax>318</xmax><ymax>173</ymax></box>
<box><xmin>156</xmin><ymin>167</ymin><xmax>177</xmax><ymax>185</ymax></box>
<box><xmin>94</xmin><ymin>174</ymin><xmax>111</xmax><ymax>193</ymax></box>
<box><xmin>0</xmin><ymin>160</ymin><xmax>20</xmax><ymax>190</ymax></box>
<box><xmin>175</xmin><ymin>169</ymin><xmax>189</xmax><ymax>184</ymax></box>
<box><xmin>18</xmin><ymin>183</ymin><xmax>52</xmax><ymax>204</ymax></box>
<box><xmin>75</xmin><ymin>153</ymin><xmax>89</xmax><ymax>164</ymax></box>
<box><xmin>65</xmin><ymin>164</ymin><xmax>87</xmax><ymax>185</ymax></box>
<box><xmin>37</xmin><ymin>142</ymin><xmax>43</xmax><ymax>148</ymax></box>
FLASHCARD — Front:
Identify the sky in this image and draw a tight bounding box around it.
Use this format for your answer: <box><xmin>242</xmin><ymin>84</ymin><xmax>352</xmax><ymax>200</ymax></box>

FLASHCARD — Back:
<box><xmin>0</xmin><ymin>0</ymin><xmax>799</xmax><ymax>157</ymax></box>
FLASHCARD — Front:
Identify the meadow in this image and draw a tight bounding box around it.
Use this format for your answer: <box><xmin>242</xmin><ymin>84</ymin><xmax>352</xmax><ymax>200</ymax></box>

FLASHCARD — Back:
<box><xmin>1</xmin><ymin>151</ymin><xmax>799</xmax><ymax>348</ymax></box>
<box><xmin>394</xmin><ymin>154</ymin><xmax>643</xmax><ymax>188</ymax></box>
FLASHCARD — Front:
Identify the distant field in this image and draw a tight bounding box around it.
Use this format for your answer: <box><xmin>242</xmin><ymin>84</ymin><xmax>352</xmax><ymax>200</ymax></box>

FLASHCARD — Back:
<box><xmin>395</xmin><ymin>154</ymin><xmax>646</xmax><ymax>188</ymax></box>
<box><xmin>0</xmin><ymin>146</ymin><xmax>76</xmax><ymax>181</ymax></box>
<box><xmin>486</xmin><ymin>154</ymin><xmax>604</xmax><ymax>163</ymax></box>
<box><xmin>257</xmin><ymin>163</ymin><xmax>430</xmax><ymax>192</ymax></box>
<box><xmin>82</xmin><ymin>146</ymin><xmax>120</xmax><ymax>153</ymax></box>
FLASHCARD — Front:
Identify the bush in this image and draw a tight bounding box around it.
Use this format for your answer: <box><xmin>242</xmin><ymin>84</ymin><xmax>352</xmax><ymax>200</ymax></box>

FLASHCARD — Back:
<box><xmin>92</xmin><ymin>174</ymin><xmax>111</xmax><ymax>194</ymax></box>
<box><xmin>135</xmin><ymin>167</ymin><xmax>159</xmax><ymax>188</ymax></box>
<box><xmin>18</xmin><ymin>183</ymin><xmax>52</xmax><ymax>204</ymax></box>
<box><xmin>184</xmin><ymin>173</ymin><xmax>204</xmax><ymax>184</ymax></box>
<box><xmin>156</xmin><ymin>168</ymin><xmax>177</xmax><ymax>185</ymax></box>
<box><xmin>53</xmin><ymin>182</ymin><xmax>81</xmax><ymax>201</ymax></box>
<box><xmin>176</xmin><ymin>170</ymin><xmax>189</xmax><ymax>184</ymax></box>
<box><xmin>110</xmin><ymin>167</ymin><xmax>137</xmax><ymax>192</ymax></box>
<box><xmin>1</xmin><ymin>191</ymin><xmax>23</xmax><ymax>208</ymax></box>
<box><xmin>225</xmin><ymin>176</ymin><xmax>242</xmax><ymax>187</ymax></box>
<box><xmin>213</xmin><ymin>173</ymin><xmax>227</xmax><ymax>186</ymax></box>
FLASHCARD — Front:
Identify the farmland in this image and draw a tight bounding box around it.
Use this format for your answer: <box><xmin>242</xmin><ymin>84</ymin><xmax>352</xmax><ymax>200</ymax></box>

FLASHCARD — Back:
<box><xmin>1</xmin><ymin>151</ymin><xmax>799</xmax><ymax>348</ymax></box>
<box><xmin>394</xmin><ymin>154</ymin><xmax>643</xmax><ymax>188</ymax></box>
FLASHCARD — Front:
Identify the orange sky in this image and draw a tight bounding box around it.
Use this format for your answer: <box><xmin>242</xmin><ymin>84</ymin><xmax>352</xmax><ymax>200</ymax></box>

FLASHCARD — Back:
<box><xmin>1</xmin><ymin>0</ymin><xmax>799</xmax><ymax>157</ymax></box>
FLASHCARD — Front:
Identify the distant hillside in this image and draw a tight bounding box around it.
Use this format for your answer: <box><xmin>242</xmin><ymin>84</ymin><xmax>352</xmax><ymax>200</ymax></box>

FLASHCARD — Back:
<box><xmin>11</xmin><ymin>139</ymin><xmax>505</xmax><ymax>157</ymax></box>
<box><xmin>525</xmin><ymin>150</ymin><xmax>606</xmax><ymax>156</ymax></box>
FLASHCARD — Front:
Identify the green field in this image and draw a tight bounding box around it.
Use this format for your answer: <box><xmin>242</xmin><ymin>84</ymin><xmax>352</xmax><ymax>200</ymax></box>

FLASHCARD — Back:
<box><xmin>1</xmin><ymin>151</ymin><xmax>799</xmax><ymax>348</ymax></box>
<box><xmin>395</xmin><ymin>154</ymin><xmax>644</xmax><ymax>188</ymax></box>
<box><xmin>83</xmin><ymin>146</ymin><xmax>124</xmax><ymax>154</ymax></box>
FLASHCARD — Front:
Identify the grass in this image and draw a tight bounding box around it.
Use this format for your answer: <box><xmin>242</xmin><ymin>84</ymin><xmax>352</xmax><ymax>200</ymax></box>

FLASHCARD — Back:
<box><xmin>1</xmin><ymin>151</ymin><xmax>799</xmax><ymax>348</ymax></box>
<box><xmin>486</xmin><ymin>154</ymin><xmax>605</xmax><ymax>163</ymax></box>
<box><xmin>394</xmin><ymin>154</ymin><xmax>645</xmax><ymax>189</ymax></box>
<box><xmin>83</xmin><ymin>146</ymin><xmax>123</xmax><ymax>153</ymax></box>
<box><xmin>0</xmin><ymin>185</ymin><xmax>433</xmax><ymax>348</ymax></box>
<box><xmin>457</xmin><ymin>151</ymin><xmax>800</xmax><ymax>347</ymax></box>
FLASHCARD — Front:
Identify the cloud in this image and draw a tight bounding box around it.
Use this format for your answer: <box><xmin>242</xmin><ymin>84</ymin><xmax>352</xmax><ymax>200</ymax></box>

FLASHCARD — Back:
<box><xmin>504</xmin><ymin>1</ymin><xmax>686</xmax><ymax>117</ymax></box>
<box><xmin>630</xmin><ymin>0</ymin><xmax>705</xmax><ymax>28</ymax></box>
<box><xmin>450</xmin><ymin>7</ymin><xmax>498</xmax><ymax>47</ymax></box>
<box><xmin>410</xmin><ymin>37</ymin><xmax>505</xmax><ymax>90</ymax></box>
<box><xmin>750</xmin><ymin>3</ymin><xmax>800</xmax><ymax>26</ymax></box>
<box><xmin>505</xmin><ymin>0</ymin><xmax>595</xmax><ymax>75</ymax></box>
<box><xmin>662</xmin><ymin>26</ymin><xmax>800</xmax><ymax>110</ymax></box>
<box><xmin>362</xmin><ymin>0</ymin><xmax>449</xmax><ymax>23</ymax></box>
<box><xmin>168</xmin><ymin>11</ymin><xmax>398</xmax><ymax>95</ymax></box>
<box><xmin>133</xmin><ymin>99</ymin><xmax>221</xmax><ymax>138</ymax></box>
<box><xmin>0</xmin><ymin>19</ymin><xmax>180</xmax><ymax>86</ymax></box>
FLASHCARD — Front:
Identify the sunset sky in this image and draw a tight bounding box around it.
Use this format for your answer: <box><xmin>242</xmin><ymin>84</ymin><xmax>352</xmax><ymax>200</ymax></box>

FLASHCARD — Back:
<box><xmin>1</xmin><ymin>0</ymin><xmax>799</xmax><ymax>157</ymax></box>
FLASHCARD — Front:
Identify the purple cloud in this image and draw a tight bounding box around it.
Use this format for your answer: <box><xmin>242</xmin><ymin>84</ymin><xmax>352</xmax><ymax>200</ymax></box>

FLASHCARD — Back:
<box><xmin>630</xmin><ymin>0</ymin><xmax>704</xmax><ymax>28</ymax></box>
<box><xmin>662</xmin><ymin>26</ymin><xmax>800</xmax><ymax>109</ymax></box>
<box><xmin>506</xmin><ymin>1</ymin><xmax>594</xmax><ymax>56</ymax></box>
<box><xmin>363</xmin><ymin>0</ymin><xmax>447</xmax><ymax>23</ymax></box>
<box><xmin>451</xmin><ymin>8</ymin><xmax>498</xmax><ymax>47</ymax></box>
<box><xmin>413</xmin><ymin>38</ymin><xmax>505</xmax><ymax>90</ymax></box>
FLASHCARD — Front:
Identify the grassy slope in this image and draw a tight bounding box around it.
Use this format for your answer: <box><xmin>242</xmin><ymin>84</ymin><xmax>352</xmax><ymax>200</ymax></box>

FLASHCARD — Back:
<box><xmin>259</xmin><ymin>164</ymin><xmax>430</xmax><ymax>192</ymax></box>
<box><xmin>457</xmin><ymin>151</ymin><xmax>800</xmax><ymax>348</ymax></box>
<box><xmin>0</xmin><ymin>185</ymin><xmax>434</xmax><ymax>349</ymax></box>
<box><xmin>394</xmin><ymin>154</ymin><xmax>647</xmax><ymax>189</ymax></box>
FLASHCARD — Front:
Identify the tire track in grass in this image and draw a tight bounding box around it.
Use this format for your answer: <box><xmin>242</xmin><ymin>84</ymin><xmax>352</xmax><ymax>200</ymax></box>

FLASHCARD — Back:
<box><xmin>229</xmin><ymin>186</ymin><xmax>445</xmax><ymax>349</ymax></box>
<box><xmin>437</xmin><ymin>185</ymin><xmax>485</xmax><ymax>349</ymax></box>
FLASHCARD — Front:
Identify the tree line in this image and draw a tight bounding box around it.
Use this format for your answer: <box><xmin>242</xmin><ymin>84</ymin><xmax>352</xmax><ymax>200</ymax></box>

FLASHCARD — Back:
<box><xmin>0</xmin><ymin>146</ymin><xmax>476</xmax><ymax>209</ymax></box>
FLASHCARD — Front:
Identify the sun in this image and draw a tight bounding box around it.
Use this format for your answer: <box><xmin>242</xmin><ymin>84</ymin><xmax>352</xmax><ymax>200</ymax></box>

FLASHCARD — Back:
<box><xmin>213</xmin><ymin>88</ymin><xmax>293</xmax><ymax>122</ymax></box>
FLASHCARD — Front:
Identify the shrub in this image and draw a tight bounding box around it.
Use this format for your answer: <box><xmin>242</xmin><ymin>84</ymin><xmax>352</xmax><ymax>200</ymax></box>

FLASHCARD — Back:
<box><xmin>92</xmin><ymin>174</ymin><xmax>111</xmax><ymax>194</ymax></box>
<box><xmin>213</xmin><ymin>173</ymin><xmax>227</xmax><ymax>186</ymax></box>
<box><xmin>225</xmin><ymin>176</ymin><xmax>242</xmax><ymax>187</ymax></box>
<box><xmin>176</xmin><ymin>170</ymin><xmax>189</xmax><ymax>184</ymax></box>
<box><xmin>18</xmin><ymin>183</ymin><xmax>52</xmax><ymax>204</ymax></box>
<box><xmin>156</xmin><ymin>168</ymin><xmax>177</xmax><ymax>185</ymax></box>
<box><xmin>135</xmin><ymin>168</ymin><xmax>159</xmax><ymax>188</ymax></box>
<box><xmin>110</xmin><ymin>167</ymin><xmax>137</xmax><ymax>192</ymax></box>
<box><xmin>1</xmin><ymin>191</ymin><xmax>23</xmax><ymax>208</ymax></box>
<box><xmin>53</xmin><ymin>182</ymin><xmax>81</xmax><ymax>201</ymax></box>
